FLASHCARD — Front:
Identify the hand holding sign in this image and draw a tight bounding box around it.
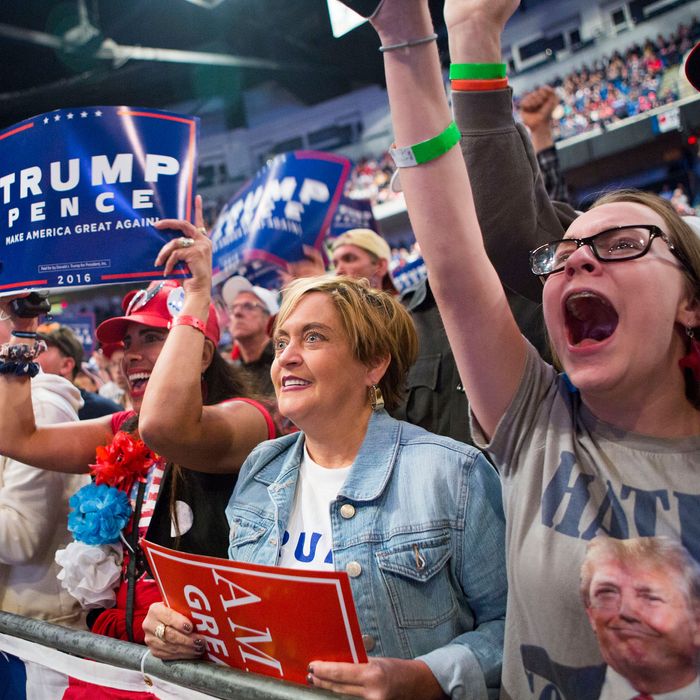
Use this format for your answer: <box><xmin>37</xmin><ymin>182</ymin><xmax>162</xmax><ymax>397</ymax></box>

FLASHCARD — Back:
<box><xmin>143</xmin><ymin>601</ymin><xmax>205</xmax><ymax>661</ymax></box>
<box><xmin>155</xmin><ymin>195</ymin><xmax>212</xmax><ymax>297</ymax></box>
<box><xmin>0</xmin><ymin>292</ymin><xmax>37</xmax><ymax>335</ymax></box>
<box><xmin>142</xmin><ymin>539</ymin><xmax>367</xmax><ymax>685</ymax></box>
<box><xmin>308</xmin><ymin>657</ymin><xmax>446</xmax><ymax>699</ymax></box>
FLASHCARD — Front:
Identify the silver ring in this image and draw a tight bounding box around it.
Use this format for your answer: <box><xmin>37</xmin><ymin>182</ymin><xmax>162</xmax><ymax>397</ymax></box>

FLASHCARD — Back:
<box><xmin>177</xmin><ymin>237</ymin><xmax>194</xmax><ymax>249</ymax></box>
<box><xmin>154</xmin><ymin>622</ymin><xmax>167</xmax><ymax>641</ymax></box>
<box><xmin>196</xmin><ymin>226</ymin><xmax>207</xmax><ymax>236</ymax></box>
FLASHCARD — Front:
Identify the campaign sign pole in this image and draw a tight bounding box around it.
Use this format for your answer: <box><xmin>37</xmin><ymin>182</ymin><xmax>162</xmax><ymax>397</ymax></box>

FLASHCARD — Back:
<box><xmin>0</xmin><ymin>106</ymin><xmax>199</xmax><ymax>296</ymax></box>
<box><xmin>211</xmin><ymin>150</ymin><xmax>351</xmax><ymax>289</ymax></box>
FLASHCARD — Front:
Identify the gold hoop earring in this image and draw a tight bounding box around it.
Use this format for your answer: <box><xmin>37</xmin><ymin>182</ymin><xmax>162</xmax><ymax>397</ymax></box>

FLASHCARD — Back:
<box><xmin>369</xmin><ymin>384</ymin><xmax>384</xmax><ymax>411</ymax></box>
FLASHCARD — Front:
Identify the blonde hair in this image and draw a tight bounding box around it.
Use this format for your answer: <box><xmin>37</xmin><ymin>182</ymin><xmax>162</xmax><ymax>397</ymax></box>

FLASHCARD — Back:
<box><xmin>275</xmin><ymin>275</ymin><xmax>418</xmax><ymax>411</ymax></box>
<box><xmin>580</xmin><ymin>536</ymin><xmax>700</xmax><ymax>608</ymax></box>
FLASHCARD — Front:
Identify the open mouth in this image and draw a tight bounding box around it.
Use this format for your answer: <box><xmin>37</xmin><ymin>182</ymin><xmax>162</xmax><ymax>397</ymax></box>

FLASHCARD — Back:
<box><xmin>128</xmin><ymin>371</ymin><xmax>151</xmax><ymax>392</ymax></box>
<box><xmin>565</xmin><ymin>291</ymin><xmax>619</xmax><ymax>346</ymax></box>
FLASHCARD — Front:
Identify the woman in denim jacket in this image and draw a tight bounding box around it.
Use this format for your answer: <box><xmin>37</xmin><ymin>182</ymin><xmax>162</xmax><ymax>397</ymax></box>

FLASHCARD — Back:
<box><xmin>145</xmin><ymin>275</ymin><xmax>506</xmax><ymax>700</ymax></box>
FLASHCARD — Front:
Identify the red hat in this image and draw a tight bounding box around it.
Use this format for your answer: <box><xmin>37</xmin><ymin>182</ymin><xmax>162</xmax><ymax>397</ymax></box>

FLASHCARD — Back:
<box><xmin>96</xmin><ymin>280</ymin><xmax>220</xmax><ymax>345</ymax></box>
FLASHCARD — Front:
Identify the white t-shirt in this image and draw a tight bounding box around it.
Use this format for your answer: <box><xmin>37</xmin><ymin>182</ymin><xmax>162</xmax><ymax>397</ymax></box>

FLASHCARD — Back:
<box><xmin>278</xmin><ymin>445</ymin><xmax>350</xmax><ymax>571</ymax></box>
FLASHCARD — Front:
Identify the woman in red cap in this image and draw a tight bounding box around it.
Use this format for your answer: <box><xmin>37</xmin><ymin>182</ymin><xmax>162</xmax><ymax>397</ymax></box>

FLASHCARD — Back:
<box><xmin>0</xmin><ymin>196</ymin><xmax>275</xmax><ymax>647</ymax></box>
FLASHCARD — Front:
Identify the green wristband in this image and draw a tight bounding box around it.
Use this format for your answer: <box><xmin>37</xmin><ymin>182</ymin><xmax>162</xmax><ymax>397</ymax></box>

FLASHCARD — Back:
<box><xmin>449</xmin><ymin>63</ymin><xmax>507</xmax><ymax>80</ymax></box>
<box><xmin>390</xmin><ymin>121</ymin><xmax>461</xmax><ymax>167</ymax></box>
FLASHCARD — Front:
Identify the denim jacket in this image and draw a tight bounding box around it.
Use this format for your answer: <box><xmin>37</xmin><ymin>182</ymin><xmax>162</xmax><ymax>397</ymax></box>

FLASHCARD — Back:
<box><xmin>226</xmin><ymin>411</ymin><xmax>506</xmax><ymax>699</ymax></box>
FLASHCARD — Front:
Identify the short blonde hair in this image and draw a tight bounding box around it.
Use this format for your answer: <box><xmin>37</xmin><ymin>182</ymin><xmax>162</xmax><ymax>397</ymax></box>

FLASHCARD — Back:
<box><xmin>275</xmin><ymin>275</ymin><xmax>418</xmax><ymax>411</ymax></box>
<box><xmin>580</xmin><ymin>536</ymin><xmax>700</xmax><ymax>608</ymax></box>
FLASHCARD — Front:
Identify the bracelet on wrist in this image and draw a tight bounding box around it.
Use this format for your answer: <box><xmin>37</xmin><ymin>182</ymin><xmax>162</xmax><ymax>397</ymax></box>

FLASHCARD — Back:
<box><xmin>0</xmin><ymin>340</ymin><xmax>46</xmax><ymax>378</ymax></box>
<box><xmin>11</xmin><ymin>330</ymin><xmax>38</xmax><ymax>339</ymax></box>
<box><xmin>0</xmin><ymin>360</ymin><xmax>41</xmax><ymax>378</ymax></box>
<box><xmin>169</xmin><ymin>315</ymin><xmax>207</xmax><ymax>336</ymax></box>
<box><xmin>379</xmin><ymin>33</ymin><xmax>437</xmax><ymax>53</ymax></box>
<box><xmin>0</xmin><ymin>340</ymin><xmax>46</xmax><ymax>362</ymax></box>
<box><xmin>390</xmin><ymin>121</ymin><xmax>461</xmax><ymax>168</ymax></box>
<box><xmin>449</xmin><ymin>63</ymin><xmax>507</xmax><ymax>80</ymax></box>
<box><xmin>451</xmin><ymin>78</ymin><xmax>508</xmax><ymax>92</ymax></box>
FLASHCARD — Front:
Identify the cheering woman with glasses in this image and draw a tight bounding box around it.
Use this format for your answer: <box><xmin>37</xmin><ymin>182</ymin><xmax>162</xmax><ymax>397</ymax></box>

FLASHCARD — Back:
<box><xmin>367</xmin><ymin>0</ymin><xmax>700</xmax><ymax>697</ymax></box>
<box><xmin>0</xmin><ymin>196</ymin><xmax>275</xmax><ymax>653</ymax></box>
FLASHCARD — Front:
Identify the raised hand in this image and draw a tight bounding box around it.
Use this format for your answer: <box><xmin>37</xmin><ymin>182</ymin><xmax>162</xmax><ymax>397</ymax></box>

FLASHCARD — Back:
<box><xmin>518</xmin><ymin>85</ymin><xmax>559</xmax><ymax>151</ymax></box>
<box><xmin>443</xmin><ymin>0</ymin><xmax>520</xmax><ymax>35</ymax></box>
<box><xmin>443</xmin><ymin>0</ymin><xmax>520</xmax><ymax>62</ymax></box>
<box><xmin>154</xmin><ymin>195</ymin><xmax>212</xmax><ymax>298</ymax></box>
<box><xmin>518</xmin><ymin>85</ymin><xmax>559</xmax><ymax>131</ymax></box>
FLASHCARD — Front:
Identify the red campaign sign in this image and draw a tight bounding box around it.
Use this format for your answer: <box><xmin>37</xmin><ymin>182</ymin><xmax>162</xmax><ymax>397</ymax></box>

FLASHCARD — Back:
<box><xmin>142</xmin><ymin>539</ymin><xmax>368</xmax><ymax>685</ymax></box>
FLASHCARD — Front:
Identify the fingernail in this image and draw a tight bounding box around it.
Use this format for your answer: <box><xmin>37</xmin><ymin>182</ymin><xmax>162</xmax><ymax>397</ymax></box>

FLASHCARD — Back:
<box><xmin>183</xmin><ymin>623</ymin><xmax>192</xmax><ymax>633</ymax></box>
<box><xmin>194</xmin><ymin>638</ymin><xmax>204</xmax><ymax>648</ymax></box>
<box><xmin>306</xmin><ymin>673</ymin><xmax>314</xmax><ymax>685</ymax></box>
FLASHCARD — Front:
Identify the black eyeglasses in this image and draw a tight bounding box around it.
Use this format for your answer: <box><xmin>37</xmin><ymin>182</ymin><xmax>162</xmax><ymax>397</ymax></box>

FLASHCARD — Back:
<box><xmin>529</xmin><ymin>225</ymin><xmax>693</xmax><ymax>279</ymax></box>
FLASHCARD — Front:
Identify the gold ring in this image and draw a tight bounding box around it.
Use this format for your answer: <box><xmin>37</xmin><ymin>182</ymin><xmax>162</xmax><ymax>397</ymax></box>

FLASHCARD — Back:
<box><xmin>177</xmin><ymin>237</ymin><xmax>194</xmax><ymax>249</ymax></box>
<box><xmin>197</xmin><ymin>227</ymin><xmax>207</xmax><ymax>235</ymax></box>
<box><xmin>154</xmin><ymin>622</ymin><xmax>167</xmax><ymax>641</ymax></box>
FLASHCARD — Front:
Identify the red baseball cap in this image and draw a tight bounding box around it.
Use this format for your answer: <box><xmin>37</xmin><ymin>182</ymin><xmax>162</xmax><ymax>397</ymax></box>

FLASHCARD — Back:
<box><xmin>96</xmin><ymin>280</ymin><xmax>220</xmax><ymax>345</ymax></box>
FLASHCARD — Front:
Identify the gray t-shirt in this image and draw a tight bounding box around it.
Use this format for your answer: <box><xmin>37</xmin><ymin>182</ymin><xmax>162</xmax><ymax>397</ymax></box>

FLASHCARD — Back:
<box><xmin>473</xmin><ymin>342</ymin><xmax>700</xmax><ymax>700</ymax></box>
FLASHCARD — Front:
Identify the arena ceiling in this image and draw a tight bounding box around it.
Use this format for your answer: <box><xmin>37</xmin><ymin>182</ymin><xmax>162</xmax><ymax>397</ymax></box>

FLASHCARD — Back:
<box><xmin>0</xmin><ymin>0</ymin><xmax>458</xmax><ymax>131</ymax></box>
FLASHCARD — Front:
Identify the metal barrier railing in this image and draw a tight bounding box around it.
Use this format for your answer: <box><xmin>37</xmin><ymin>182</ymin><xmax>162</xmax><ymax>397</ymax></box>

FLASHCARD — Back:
<box><xmin>0</xmin><ymin>611</ymin><xmax>342</xmax><ymax>700</ymax></box>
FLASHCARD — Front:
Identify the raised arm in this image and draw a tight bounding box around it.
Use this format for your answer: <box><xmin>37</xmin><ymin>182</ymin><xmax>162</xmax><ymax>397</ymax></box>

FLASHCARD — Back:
<box><xmin>450</xmin><ymin>9</ymin><xmax>576</xmax><ymax>303</ymax></box>
<box><xmin>370</xmin><ymin>0</ymin><xmax>526</xmax><ymax>438</ymax></box>
<box><xmin>138</xmin><ymin>197</ymin><xmax>269</xmax><ymax>473</ymax></box>
<box><xmin>0</xmin><ymin>311</ymin><xmax>113</xmax><ymax>473</ymax></box>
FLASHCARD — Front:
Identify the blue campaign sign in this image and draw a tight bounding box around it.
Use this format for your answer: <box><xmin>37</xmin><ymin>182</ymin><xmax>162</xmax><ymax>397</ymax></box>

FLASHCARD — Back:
<box><xmin>329</xmin><ymin>194</ymin><xmax>377</xmax><ymax>238</ymax></box>
<box><xmin>391</xmin><ymin>255</ymin><xmax>428</xmax><ymax>294</ymax></box>
<box><xmin>0</xmin><ymin>106</ymin><xmax>199</xmax><ymax>296</ymax></box>
<box><xmin>211</xmin><ymin>150</ymin><xmax>351</xmax><ymax>288</ymax></box>
<box><xmin>57</xmin><ymin>313</ymin><xmax>97</xmax><ymax>355</ymax></box>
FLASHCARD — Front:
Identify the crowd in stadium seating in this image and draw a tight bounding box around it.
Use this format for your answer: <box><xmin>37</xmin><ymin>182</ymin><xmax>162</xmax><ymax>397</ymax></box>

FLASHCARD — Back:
<box><xmin>345</xmin><ymin>20</ymin><xmax>700</xmax><ymax>207</ymax></box>
<box><xmin>547</xmin><ymin>20</ymin><xmax>700</xmax><ymax>139</ymax></box>
<box><xmin>3</xmin><ymin>1</ymin><xmax>700</xmax><ymax>696</ymax></box>
<box><xmin>344</xmin><ymin>151</ymin><xmax>399</xmax><ymax>205</ymax></box>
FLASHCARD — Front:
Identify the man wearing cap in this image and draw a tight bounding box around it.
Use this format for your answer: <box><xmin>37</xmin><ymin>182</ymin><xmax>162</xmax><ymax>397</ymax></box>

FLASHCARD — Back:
<box><xmin>37</xmin><ymin>325</ymin><xmax>122</xmax><ymax>420</ymax></box>
<box><xmin>221</xmin><ymin>276</ymin><xmax>279</xmax><ymax>397</ymax></box>
<box><xmin>330</xmin><ymin>228</ymin><xmax>396</xmax><ymax>293</ymax></box>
